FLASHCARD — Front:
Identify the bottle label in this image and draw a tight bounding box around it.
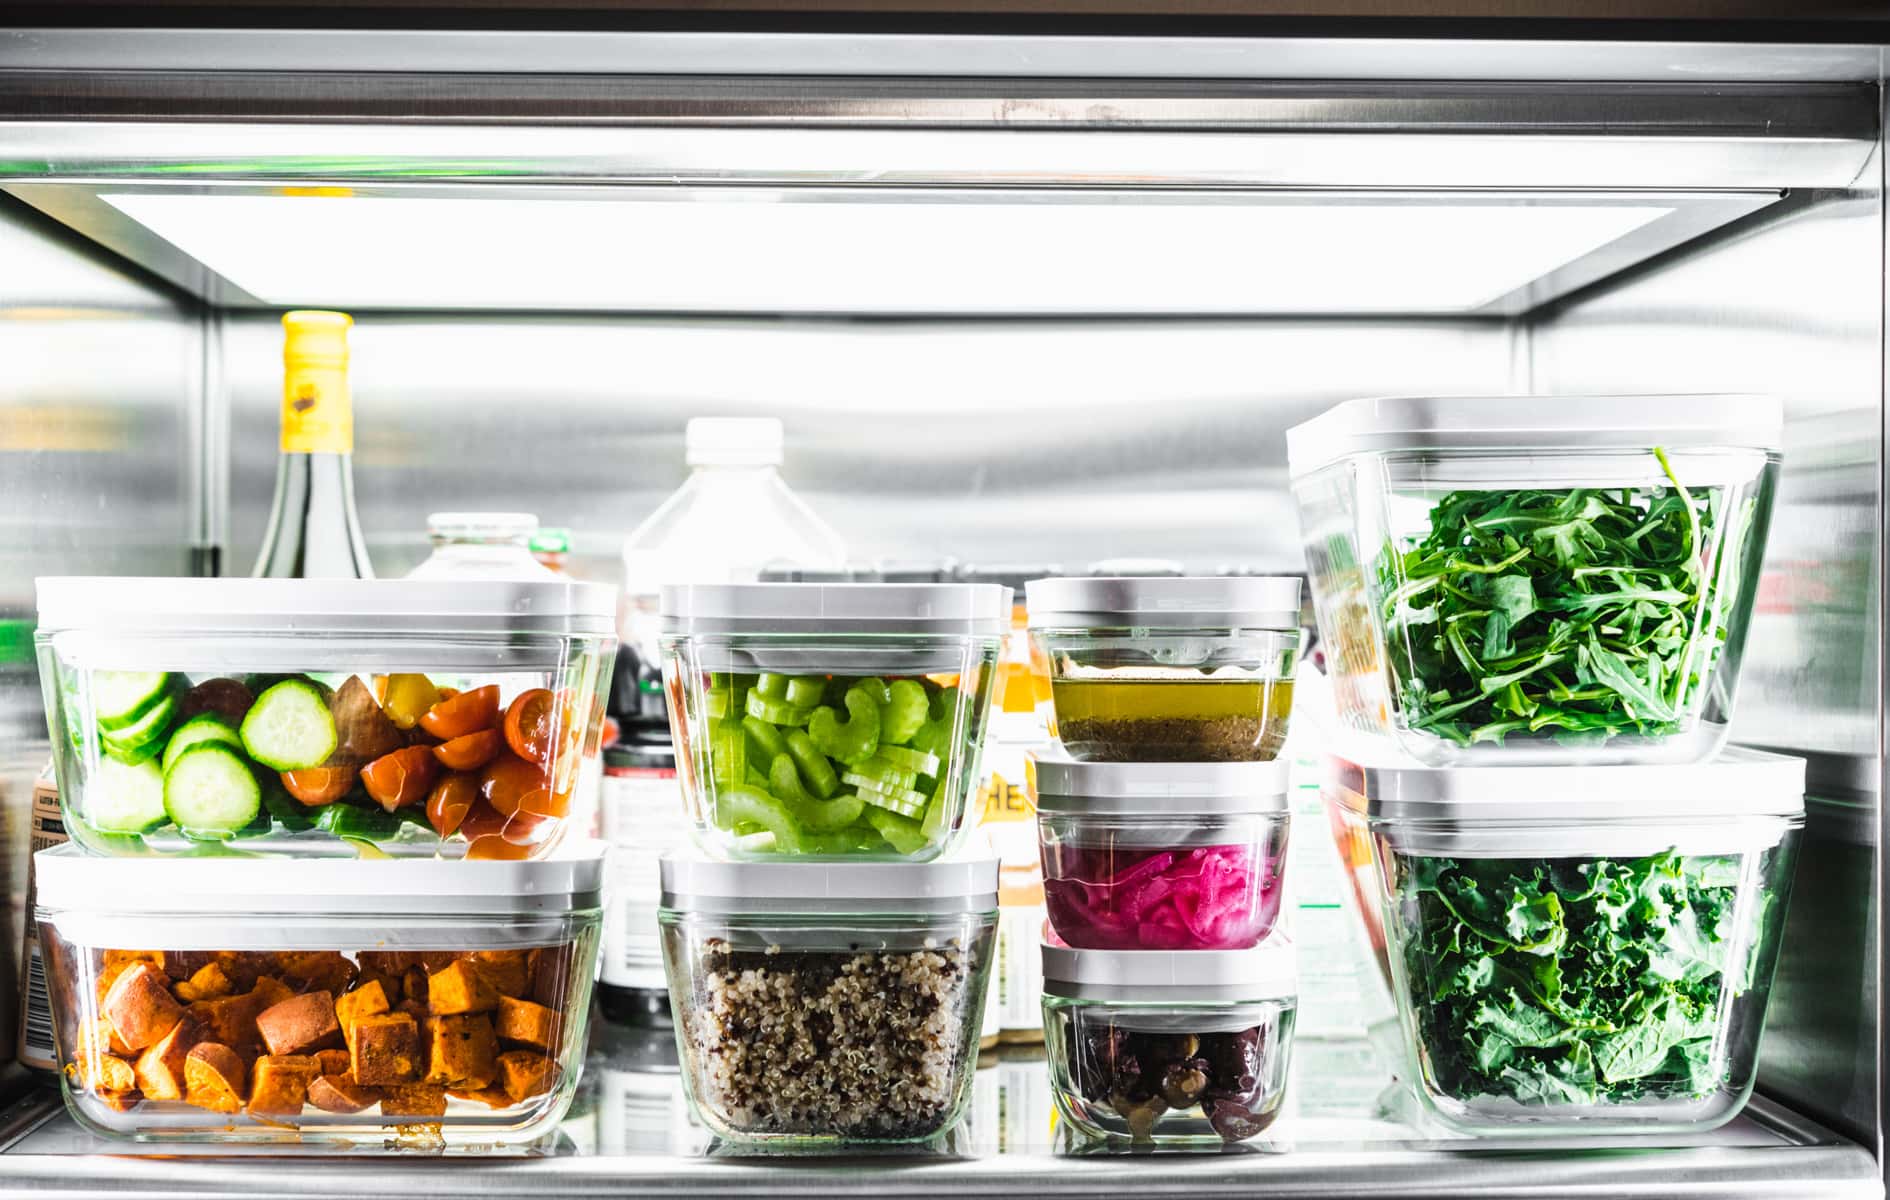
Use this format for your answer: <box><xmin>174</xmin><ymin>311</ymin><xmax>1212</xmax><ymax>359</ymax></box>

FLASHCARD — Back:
<box><xmin>281</xmin><ymin>362</ymin><xmax>353</xmax><ymax>454</ymax></box>
<box><xmin>18</xmin><ymin>764</ymin><xmax>66</xmax><ymax>1071</ymax></box>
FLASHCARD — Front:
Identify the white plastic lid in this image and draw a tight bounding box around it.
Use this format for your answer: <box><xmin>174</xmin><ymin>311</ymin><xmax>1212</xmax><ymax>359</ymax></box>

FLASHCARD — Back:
<box><xmin>1325</xmin><ymin>746</ymin><xmax>1805</xmax><ymax>857</ymax></box>
<box><xmin>661</xmin><ymin>582</ymin><xmax>1011</xmax><ymax>637</ymax></box>
<box><xmin>34</xmin><ymin>841</ymin><xmax>606</xmax><ymax>917</ymax></box>
<box><xmin>1026</xmin><ymin>576</ymin><xmax>1301</xmax><ymax>630</ymax></box>
<box><xmin>426</xmin><ymin>512</ymin><xmax>538</xmax><ymax>544</ymax></box>
<box><xmin>686</xmin><ymin>417</ymin><xmax>784</xmax><ymax>468</ymax></box>
<box><xmin>660</xmin><ymin>855</ymin><xmax>998</xmax><ymax>916</ymax></box>
<box><xmin>1041</xmin><ymin>939</ymin><xmax>1297</xmax><ymax>1004</ymax></box>
<box><xmin>36</xmin><ymin>576</ymin><xmax>616</xmax><ymax>636</ymax></box>
<box><xmin>1031</xmin><ymin>752</ymin><xmax>1290</xmax><ymax>815</ymax></box>
<box><xmin>1285</xmin><ymin>393</ymin><xmax>1784</xmax><ymax>476</ymax></box>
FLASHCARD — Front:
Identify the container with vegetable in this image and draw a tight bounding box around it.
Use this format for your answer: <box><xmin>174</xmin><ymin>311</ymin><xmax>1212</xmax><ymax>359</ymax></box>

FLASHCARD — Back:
<box><xmin>34</xmin><ymin>578</ymin><xmax>615</xmax><ymax>858</ymax></box>
<box><xmin>1025</xmin><ymin>577</ymin><xmax>1301</xmax><ymax>763</ymax></box>
<box><xmin>1326</xmin><ymin>747</ymin><xmax>1803</xmax><ymax>1134</ymax></box>
<box><xmin>1033</xmin><ymin>754</ymin><xmax>1290</xmax><ymax>951</ymax></box>
<box><xmin>34</xmin><ymin>842</ymin><xmax>602</xmax><ymax>1145</ymax></box>
<box><xmin>1042</xmin><ymin>940</ymin><xmax>1297</xmax><ymax>1145</ymax></box>
<box><xmin>660</xmin><ymin>583</ymin><xmax>1006</xmax><ymax>861</ymax></box>
<box><xmin>1286</xmin><ymin>394</ymin><xmax>1781</xmax><ymax>765</ymax></box>
<box><xmin>659</xmin><ymin>856</ymin><xmax>997</xmax><ymax>1145</ymax></box>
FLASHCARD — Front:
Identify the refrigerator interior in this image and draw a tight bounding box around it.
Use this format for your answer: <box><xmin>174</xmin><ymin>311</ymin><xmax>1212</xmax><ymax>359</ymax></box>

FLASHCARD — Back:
<box><xmin>0</xmin><ymin>29</ymin><xmax>1881</xmax><ymax>1198</ymax></box>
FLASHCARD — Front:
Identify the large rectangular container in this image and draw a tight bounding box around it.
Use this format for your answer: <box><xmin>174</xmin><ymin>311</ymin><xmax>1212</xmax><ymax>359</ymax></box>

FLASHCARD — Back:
<box><xmin>35</xmin><ymin>578</ymin><xmax>616</xmax><ymax>859</ymax></box>
<box><xmin>1287</xmin><ymin>395</ymin><xmax>1780</xmax><ymax>766</ymax></box>
<box><xmin>1325</xmin><ymin>747</ymin><xmax>1803</xmax><ymax>1135</ymax></box>
<box><xmin>34</xmin><ymin>843</ymin><xmax>603</xmax><ymax>1147</ymax></box>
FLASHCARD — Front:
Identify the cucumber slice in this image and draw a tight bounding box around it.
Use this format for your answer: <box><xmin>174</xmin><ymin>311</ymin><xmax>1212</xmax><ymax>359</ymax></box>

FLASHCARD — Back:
<box><xmin>161</xmin><ymin>713</ymin><xmax>243</xmax><ymax>774</ymax></box>
<box><xmin>240</xmin><ymin>679</ymin><xmax>338</xmax><ymax>771</ymax></box>
<box><xmin>101</xmin><ymin>693</ymin><xmax>177</xmax><ymax>758</ymax></box>
<box><xmin>744</xmin><ymin>691</ymin><xmax>813</xmax><ymax>727</ymax></box>
<box><xmin>163</xmin><ymin>743</ymin><xmax>262</xmax><ymax>839</ymax></box>
<box><xmin>876</xmin><ymin>745</ymin><xmax>941</xmax><ymax>776</ymax></box>
<box><xmin>87</xmin><ymin>756</ymin><xmax>169</xmax><ymax>834</ymax></box>
<box><xmin>92</xmin><ymin>671</ymin><xmax>174</xmax><ymax>731</ymax></box>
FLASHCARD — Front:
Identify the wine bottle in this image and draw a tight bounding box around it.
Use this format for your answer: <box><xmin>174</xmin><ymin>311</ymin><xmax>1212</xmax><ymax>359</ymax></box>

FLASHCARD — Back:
<box><xmin>251</xmin><ymin>310</ymin><xmax>374</xmax><ymax>579</ymax></box>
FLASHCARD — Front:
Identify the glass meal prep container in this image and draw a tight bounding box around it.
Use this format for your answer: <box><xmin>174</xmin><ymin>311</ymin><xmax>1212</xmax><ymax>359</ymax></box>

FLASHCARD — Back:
<box><xmin>1025</xmin><ymin>576</ymin><xmax>1302</xmax><ymax>763</ymax></box>
<box><xmin>659</xmin><ymin>855</ymin><xmax>998</xmax><ymax>1146</ymax></box>
<box><xmin>35</xmin><ymin>577</ymin><xmax>617</xmax><ymax>859</ymax></box>
<box><xmin>1326</xmin><ymin>747</ymin><xmax>1803</xmax><ymax>1136</ymax></box>
<box><xmin>1042</xmin><ymin>939</ymin><xmax>1297</xmax><ymax>1146</ymax></box>
<box><xmin>1032</xmin><ymin>754</ymin><xmax>1291</xmax><ymax>951</ymax></box>
<box><xmin>660</xmin><ymin>582</ymin><xmax>1007</xmax><ymax>862</ymax></box>
<box><xmin>34</xmin><ymin>842</ymin><xmax>603</xmax><ymax>1147</ymax></box>
<box><xmin>1286</xmin><ymin>394</ymin><xmax>1781</xmax><ymax>767</ymax></box>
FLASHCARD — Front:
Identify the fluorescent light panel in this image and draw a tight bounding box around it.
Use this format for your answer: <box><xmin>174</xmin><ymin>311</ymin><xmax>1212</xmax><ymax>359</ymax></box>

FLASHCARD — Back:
<box><xmin>102</xmin><ymin>192</ymin><xmax>1671</xmax><ymax>315</ymax></box>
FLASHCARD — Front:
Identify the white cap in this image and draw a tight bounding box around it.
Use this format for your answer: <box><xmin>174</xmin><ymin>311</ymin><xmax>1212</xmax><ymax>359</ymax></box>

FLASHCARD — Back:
<box><xmin>686</xmin><ymin>417</ymin><xmax>784</xmax><ymax>468</ymax></box>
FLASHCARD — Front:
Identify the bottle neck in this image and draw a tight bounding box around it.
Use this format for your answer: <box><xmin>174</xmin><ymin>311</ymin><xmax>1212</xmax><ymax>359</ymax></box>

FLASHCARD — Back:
<box><xmin>251</xmin><ymin>451</ymin><xmax>375</xmax><ymax>579</ymax></box>
<box><xmin>281</xmin><ymin>356</ymin><xmax>353</xmax><ymax>454</ymax></box>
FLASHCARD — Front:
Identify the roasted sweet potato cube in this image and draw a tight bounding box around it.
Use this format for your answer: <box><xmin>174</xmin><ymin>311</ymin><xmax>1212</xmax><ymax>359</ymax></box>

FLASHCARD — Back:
<box><xmin>82</xmin><ymin>1016</ymin><xmax>135</xmax><ymax>1059</ymax></box>
<box><xmin>272</xmin><ymin>951</ymin><xmax>357</xmax><ymax>996</ymax></box>
<box><xmin>102</xmin><ymin>962</ymin><xmax>185</xmax><ymax>1051</ymax></box>
<box><xmin>256</xmin><ymin>990</ymin><xmax>342</xmax><ymax>1057</ymax></box>
<box><xmin>316</xmin><ymin>1048</ymin><xmax>352</xmax><ymax>1078</ymax></box>
<box><xmin>172</xmin><ymin>962</ymin><xmax>234</xmax><ymax>1004</ymax></box>
<box><xmin>357</xmin><ymin>950</ymin><xmax>419</xmax><ymax>978</ymax></box>
<box><xmin>446</xmin><ymin>1086</ymin><xmax>513</xmax><ymax>1109</ymax></box>
<box><xmin>96</xmin><ymin>1089</ymin><xmax>142</xmax><ymax>1113</ymax></box>
<box><xmin>74</xmin><ymin>1051</ymin><xmax>136</xmax><ymax>1094</ymax></box>
<box><xmin>248</xmin><ymin>1054</ymin><xmax>321</xmax><ymax>1116</ymax></box>
<box><xmin>134</xmin><ymin>1015</ymin><xmax>204</xmax><ymax>1102</ymax></box>
<box><xmin>350</xmin><ymin>1012</ymin><xmax>421</xmax><ymax>1086</ymax></box>
<box><xmin>467</xmin><ymin>951</ymin><xmax>531</xmax><ymax>1000</ymax></box>
<box><xmin>495</xmin><ymin>996</ymin><xmax>559</xmax><ymax>1051</ymax></box>
<box><xmin>427</xmin><ymin>960</ymin><xmax>498</xmax><ymax>1016</ymax></box>
<box><xmin>334</xmin><ymin>979</ymin><xmax>391</xmax><ymax>1050</ymax></box>
<box><xmin>99</xmin><ymin>950</ymin><xmax>165</xmax><ymax>999</ymax></box>
<box><xmin>379</xmin><ymin>1084</ymin><xmax>447</xmax><ymax>1118</ymax></box>
<box><xmin>497</xmin><ymin>1050</ymin><xmax>557</xmax><ymax>1104</ymax></box>
<box><xmin>526</xmin><ymin>946</ymin><xmax>572</xmax><ymax>1009</ymax></box>
<box><xmin>308</xmin><ymin>1074</ymin><xmax>382</xmax><ymax>1114</ymax></box>
<box><xmin>400</xmin><ymin>966</ymin><xmax>429</xmax><ymax>1012</ymax></box>
<box><xmin>424</xmin><ymin>1014</ymin><xmax>497</xmax><ymax>1090</ymax></box>
<box><xmin>190</xmin><ymin>976</ymin><xmax>295</xmax><ymax>1050</ymax></box>
<box><xmin>184</xmin><ymin>1043</ymin><xmax>247</xmax><ymax>1114</ymax></box>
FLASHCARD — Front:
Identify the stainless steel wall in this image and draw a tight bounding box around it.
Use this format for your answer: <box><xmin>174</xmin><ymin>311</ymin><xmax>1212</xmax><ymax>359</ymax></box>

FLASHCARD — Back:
<box><xmin>0</xmin><ymin>195</ymin><xmax>201</xmax><ymax>1073</ymax></box>
<box><xmin>1530</xmin><ymin>183</ymin><xmax>1883</xmax><ymax>1144</ymax></box>
<box><xmin>217</xmin><ymin>314</ymin><xmax>1513</xmax><ymax>579</ymax></box>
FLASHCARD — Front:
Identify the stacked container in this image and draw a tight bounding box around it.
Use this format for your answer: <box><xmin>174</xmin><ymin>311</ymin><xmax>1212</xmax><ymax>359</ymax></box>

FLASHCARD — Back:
<box><xmin>1026</xmin><ymin>576</ymin><xmax>1305</xmax><ymax>1146</ymax></box>
<box><xmin>654</xmin><ymin>583</ymin><xmax>1009</xmax><ymax>1146</ymax></box>
<box><xmin>1287</xmin><ymin>393</ymin><xmax>1803</xmax><ymax>1136</ymax></box>
<box><xmin>30</xmin><ymin>577</ymin><xmax>619</xmax><ymax>1146</ymax></box>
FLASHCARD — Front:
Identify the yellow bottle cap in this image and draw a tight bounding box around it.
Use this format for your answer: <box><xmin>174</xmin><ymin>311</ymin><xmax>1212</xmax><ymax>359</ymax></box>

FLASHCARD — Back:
<box><xmin>280</xmin><ymin>310</ymin><xmax>354</xmax><ymax>454</ymax></box>
<box><xmin>282</xmin><ymin>310</ymin><xmax>352</xmax><ymax>365</ymax></box>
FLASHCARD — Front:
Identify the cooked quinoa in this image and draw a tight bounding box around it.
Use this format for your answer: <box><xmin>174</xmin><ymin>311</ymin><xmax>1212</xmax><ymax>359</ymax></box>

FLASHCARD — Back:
<box><xmin>684</xmin><ymin>937</ymin><xmax>974</xmax><ymax>1139</ymax></box>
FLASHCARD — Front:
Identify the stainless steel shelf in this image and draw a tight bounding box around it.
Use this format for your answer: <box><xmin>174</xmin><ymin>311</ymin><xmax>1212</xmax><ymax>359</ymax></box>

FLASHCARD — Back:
<box><xmin>0</xmin><ymin>1015</ymin><xmax>1875</xmax><ymax>1200</ymax></box>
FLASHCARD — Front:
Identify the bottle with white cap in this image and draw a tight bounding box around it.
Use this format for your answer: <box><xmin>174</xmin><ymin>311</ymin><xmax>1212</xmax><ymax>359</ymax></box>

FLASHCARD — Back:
<box><xmin>603</xmin><ymin>417</ymin><xmax>844</xmax><ymax>1024</ymax></box>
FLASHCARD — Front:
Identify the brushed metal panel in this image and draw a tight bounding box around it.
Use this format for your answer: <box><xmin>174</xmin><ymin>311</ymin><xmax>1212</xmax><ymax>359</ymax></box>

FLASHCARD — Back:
<box><xmin>215</xmin><ymin>313</ymin><xmax>1511</xmax><ymax>580</ymax></box>
<box><xmin>0</xmin><ymin>29</ymin><xmax>1880</xmax><ymax>83</ymax></box>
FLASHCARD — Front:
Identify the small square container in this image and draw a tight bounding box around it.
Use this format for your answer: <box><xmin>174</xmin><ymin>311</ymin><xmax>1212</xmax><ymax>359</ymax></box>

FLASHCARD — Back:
<box><xmin>1042</xmin><ymin>940</ymin><xmax>1297</xmax><ymax>1145</ymax></box>
<box><xmin>1032</xmin><ymin>754</ymin><xmax>1291</xmax><ymax>951</ymax></box>
<box><xmin>1286</xmin><ymin>395</ymin><xmax>1781</xmax><ymax>766</ymax></box>
<box><xmin>658</xmin><ymin>856</ymin><xmax>997</xmax><ymax>1146</ymax></box>
<box><xmin>34</xmin><ymin>842</ymin><xmax>603</xmax><ymax>1147</ymax></box>
<box><xmin>35</xmin><ymin>577</ymin><xmax>617</xmax><ymax>859</ymax></box>
<box><xmin>1326</xmin><ymin>747</ymin><xmax>1803</xmax><ymax>1135</ymax></box>
<box><xmin>660</xmin><ymin>583</ymin><xmax>1008</xmax><ymax>862</ymax></box>
<box><xmin>1025</xmin><ymin>577</ymin><xmax>1302</xmax><ymax>763</ymax></box>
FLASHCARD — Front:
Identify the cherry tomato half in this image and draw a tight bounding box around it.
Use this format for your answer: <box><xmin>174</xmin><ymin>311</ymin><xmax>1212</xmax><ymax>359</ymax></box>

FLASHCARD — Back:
<box><xmin>500</xmin><ymin>808</ymin><xmax>552</xmax><ymax>847</ymax></box>
<box><xmin>360</xmin><ymin>745</ymin><xmax>441</xmax><ymax>813</ymax></box>
<box><xmin>280</xmin><ymin>766</ymin><xmax>354</xmax><ymax>807</ymax></box>
<box><xmin>419</xmin><ymin>684</ymin><xmax>499</xmax><ymax>741</ymax></box>
<box><xmin>502</xmin><ymin>688</ymin><xmax>555</xmax><ymax>765</ymax></box>
<box><xmin>465</xmin><ymin>835</ymin><xmax>532</xmax><ymax>862</ymax></box>
<box><xmin>424</xmin><ymin>771</ymin><xmax>478</xmax><ymax>838</ymax></box>
<box><xmin>479</xmin><ymin>752</ymin><xmax>553</xmax><ymax>819</ymax></box>
<box><xmin>432</xmin><ymin>728</ymin><xmax>502</xmax><ymax>772</ymax></box>
<box><xmin>457</xmin><ymin>799</ymin><xmax>510</xmax><ymax>843</ymax></box>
